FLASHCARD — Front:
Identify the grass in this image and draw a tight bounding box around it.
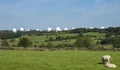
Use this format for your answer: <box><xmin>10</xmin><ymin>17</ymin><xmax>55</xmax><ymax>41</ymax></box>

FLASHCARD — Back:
<box><xmin>84</xmin><ymin>32</ymin><xmax>106</xmax><ymax>37</ymax></box>
<box><xmin>8</xmin><ymin>33</ymin><xmax>78</xmax><ymax>46</ymax></box>
<box><xmin>8</xmin><ymin>32</ymin><xmax>108</xmax><ymax>48</ymax></box>
<box><xmin>0</xmin><ymin>50</ymin><xmax>119</xmax><ymax>70</ymax></box>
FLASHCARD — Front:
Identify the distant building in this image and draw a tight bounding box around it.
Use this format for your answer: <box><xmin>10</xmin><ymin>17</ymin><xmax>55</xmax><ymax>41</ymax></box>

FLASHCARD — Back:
<box><xmin>36</xmin><ymin>28</ymin><xmax>39</xmax><ymax>31</ymax></box>
<box><xmin>26</xmin><ymin>29</ymin><xmax>30</xmax><ymax>31</ymax></box>
<box><xmin>72</xmin><ymin>27</ymin><xmax>76</xmax><ymax>30</ymax></box>
<box><xmin>56</xmin><ymin>27</ymin><xmax>62</xmax><ymax>32</ymax></box>
<box><xmin>101</xmin><ymin>26</ymin><xmax>105</xmax><ymax>29</ymax></box>
<box><xmin>64</xmin><ymin>27</ymin><xmax>68</xmax><ymax>31</ymax></box>
<box><xmin>12</xmin><ymin>28</ymin><xmax>17</xmax><ymax>33</ymax></box>
<box><xmin>89</xmin><ymin>27</ymin><xmax>94</xmax><ymax>29</ymax></box>
<box><xmin>47</xmin><ymin>27</ymin><xmax>52</xmax><ymax>32</ymax></box>
<box><xmin>20</xmin><ymin>27</ymin><xmax>25</xmax><ymax>31</ymax></box>
<box><xmin>39</xmin><ymin>29</ymin><xmax>42</xmax><ymax>31</ymax></box>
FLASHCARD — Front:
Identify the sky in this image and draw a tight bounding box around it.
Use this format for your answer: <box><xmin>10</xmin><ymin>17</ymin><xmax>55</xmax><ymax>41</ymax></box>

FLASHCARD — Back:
<box><xmin>0</xmin><ymin>0</ymin><xmax>120</xmax><ymax>30</ymax></box>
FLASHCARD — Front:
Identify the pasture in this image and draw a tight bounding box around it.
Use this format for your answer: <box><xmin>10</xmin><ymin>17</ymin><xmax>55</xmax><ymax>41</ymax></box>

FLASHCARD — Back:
<box><xmin>8</xmin><ymin>32</ymin><xmax>106</xmax><ymax>47</ymax></box>
<box><xmin>0</xmin><ymin>50</ymin><xmax>119</xmax><ymax>70</ymax></box>
<box><xmin>8</xmin><ymin>33</ymin><xmax>78</xmax><ymax>46</ymax></box>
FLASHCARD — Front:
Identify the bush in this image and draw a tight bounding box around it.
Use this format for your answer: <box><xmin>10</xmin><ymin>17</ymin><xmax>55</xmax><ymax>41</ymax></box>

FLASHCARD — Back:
<box><xmin>112</xmin><ymin>36</ymin><xmax>120</xmax><ymax>48</ymax></box>
<box><xmin>75</xmin><ymin>36</ymin><xmax>92</xmax><ymax>48</ymax></box>
<box><xmin>17</xmin><ymin>37</ymin><xmax>32</xmax><ymax>47</ymax></box>
<box><xmin>100</xmin><ymin>37</ymin><xmax>112</xmax><ymax>45</ymax></box>
<box><xmin>10</xmin><ymin>39</ymin><xmax>16</xmax><ymax>42</ymax></box>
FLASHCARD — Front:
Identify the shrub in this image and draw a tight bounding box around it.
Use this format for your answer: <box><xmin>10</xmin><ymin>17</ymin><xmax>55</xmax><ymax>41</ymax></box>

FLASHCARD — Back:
<box><xmin>75</xmin><ymin>36</ymin><xmax>92</xmax><ymax>48</ymax></box>
<box><xmin>17</xmin><ymin>37</ymin><xmax>32</xmax><ymax>47</ymax></box>
<box><xmin>112</xmin><ymin>36</ymin><xmax>120</xmax><ymax>48</ymax></box>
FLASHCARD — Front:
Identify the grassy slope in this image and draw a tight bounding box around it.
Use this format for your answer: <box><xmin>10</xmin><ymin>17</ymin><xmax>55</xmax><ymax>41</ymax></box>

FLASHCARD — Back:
<box><xmin>84</xmin><ymin>32</ymin><xmax>106</xmax><ymax>37</ymax></box>
<box><xmin>8</xmin><ymin>32</ymin><xmax>110</xmax><ymax>48</ymax></box>
<box><xmin>31</xmin><ymin>33</ymin><xmax>78</xmax><ymax>46</ymax></box>
<box><xmin>8</xmin><ymin>33</ymin><xmax>78</xmax><ymax>46</ymax></box>
<box><xmin>0</xmin><ymin>50</ymin><xmax>119</xmax><ymax>70</ymax></box>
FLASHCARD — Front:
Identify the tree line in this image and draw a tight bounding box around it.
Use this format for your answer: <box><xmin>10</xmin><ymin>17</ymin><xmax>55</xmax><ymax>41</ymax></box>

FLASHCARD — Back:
<box><xmin>0</xmin><ymin>27</ymin><xmax>120</xmax><ymax>39</ymax></box>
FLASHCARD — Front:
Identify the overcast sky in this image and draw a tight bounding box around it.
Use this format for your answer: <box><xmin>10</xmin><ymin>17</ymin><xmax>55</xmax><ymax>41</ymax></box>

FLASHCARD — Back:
<box><xmin>0</xmin><ymin>0</ymin><xmax>120</xmax><ymax>30</ymax></box>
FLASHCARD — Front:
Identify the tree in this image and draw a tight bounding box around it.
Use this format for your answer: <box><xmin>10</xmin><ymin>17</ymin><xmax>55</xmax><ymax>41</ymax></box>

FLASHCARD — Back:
<box><xmin>75</xmin><ymin>36</ymin><xmax>92</xmax><ymax>48</ymax></box>
<box><xmin>112</xmin><ymin>36</ymin><xmax>120</xmax><ymax>48</ymax></box>
<box><xmin>75</xmin><ymin>36</ymin><xmax>84</xmax><ymax>48</ymax></box>
<box><xmin>17</xmin><ymin>37</ymin><xmax>32</xmax><ymax>47</ymax></box>
<box><xmin>100</xmin><ymin>37</ymin><xmax>112</xmax><ymax>45</ymax></box>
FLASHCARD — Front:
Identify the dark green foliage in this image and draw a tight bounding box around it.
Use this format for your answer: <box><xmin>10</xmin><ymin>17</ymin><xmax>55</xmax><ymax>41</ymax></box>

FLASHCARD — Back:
<box><xmin>70</xmin><ymin>28</ymin><xmax>87</xmax><ymax>33</ymax></box>
<box><xmin>10</xmin><ymin>39</ymin><xmax>16</xmax><ymax>42</ymax></box>
<box><xmin>0</xmin><ymin>30</ymin><xmax>43</xmax><ymax>39</ymax></box>
<box><xmin>17</xmin><ymin>37</ymin><xmax>32</xmax><ymax>47</ymax></box>
<box><xmin>46</xmin><ymin>36</ymin><xmax>76</xmax><ymax>42</ymax></box>
<box><xmin>105</xmin><ymin>27</ymin><xmax>120</xmax><ymax>37</ymax></box>
<box><xmin>112</xmin><ymin>36</ymin><xmax>120</xmax><ymax>48</ymax></box>
<box><xmin>48</xmin><ymin>37</ymin><xmax>54</xmax><ymax>41</ymax></box>
<box><xmin>75</xmin><ymin>36</ymin><xmax>92</xmax><ymax>48</ymax></box>
<box><xmin>106</xmin><ymin>32</ymin><xmax>114</xmax><ymax>37</ymax></box>
<box><xmin>100</xmin><ymin>37</ymin><xmax>112</xmax><ymax>45</ymax></box>
<box><xmin>70</xmin><ymin>28</ymin><xmax>105</xmax><ymax>33</ymax></box>
<box><xmin>0</xmin><ymin>31</ymin><xmax>22</xmax><ymax>39</ymax></box>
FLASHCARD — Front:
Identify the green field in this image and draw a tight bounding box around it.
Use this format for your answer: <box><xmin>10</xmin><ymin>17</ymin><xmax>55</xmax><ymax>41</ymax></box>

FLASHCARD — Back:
<box><xmin>8</xmin><ymin>33</ymin><xmax>78</xmax><ymax>46</ymax></box>
<box><xmin>84</xmin><ymin>32</ymin><xmax>106</xmax><ymax>37</ymax></box>
<box><xmin>0</xmin><ymin>50</ymin><xmax>119</xmax><ymax>70</ymax></box>
<box><xmin>8</xmin><ymin>32</ymin><xmax>106</xmax><ymax>47</ymax></box>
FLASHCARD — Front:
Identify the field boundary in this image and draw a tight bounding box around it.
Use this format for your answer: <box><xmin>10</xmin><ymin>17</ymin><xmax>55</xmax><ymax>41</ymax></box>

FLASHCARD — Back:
<box><xmin>0</xmin><ymin>46</ymin><xmax>120</xmax><ymax>51</ymax></box>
